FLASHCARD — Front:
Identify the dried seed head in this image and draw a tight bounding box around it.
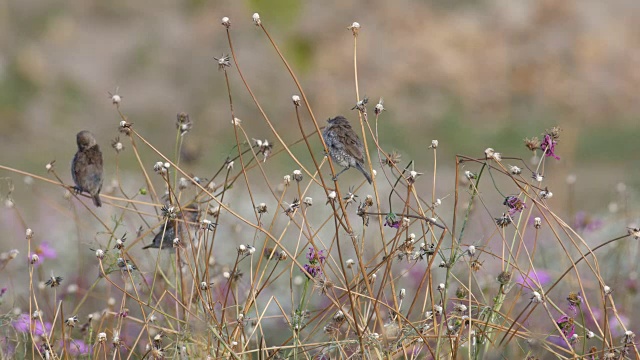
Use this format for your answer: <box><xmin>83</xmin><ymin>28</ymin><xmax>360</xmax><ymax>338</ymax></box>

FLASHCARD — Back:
<box><xmin>531</xmin><ymin>291</ymin><xmax>543</xmax><ymax>303</ymax></box>
<box><xmin>214</xmin><ymin>54</ymin><xmax>231</xmax><ymax>71</ymax></box>
<box><xmin>26</xmin><ymin>228</ymin><xmax>34</xmax><ymax>239</ymax></box>
<box><xmin>176</xmin><ymin>112</ymin><xmax>193</xmax><ymax>136</ymax></box>
<box><xmin>374</xmin><ymin>98</ymin><xmax>385</xmax><ymax>114</ymax></box>
<box><xmin>292</xmin><ymin>170</ymin><xmax>303</xmax><ymax>182</ymax></box>
<box><xmin>346</xmin><ymin>259</ymin><xmax>355</xmax><ymax>268</ymax></box>
<box><xmin>292</xmin><ymin>95</ymin><xmax>301</xmax><ymax>106</ymax></box>
<box><xmin>467</xmin><ymin>245</ymin><xmax>476</xmax><ymax>256</ymax></box>
<box><xmin>509</xmin><ymin>165</ymin><xmax>522</xmax><ymax>175</ymax></box>
<box><xmin>484</xmin><ymin>148</ymin><xmax>502</xmax><ymax>161</ymax></box>
<box><xmin>497</xmin><ymin>271</ymin><xmax>512</xmax><ymax>285</ymax></box>
<box><xmin>221</xmin><ymin>17</ymin><xmax>230</xmax><ymax>28</ymax></box>
<box><xmin>97</xmin><ymin>332</ymin><xmax>107</xmax><ymax>344</ymax></box>
<box><xmin>283</xmin><ymin>175</ymin><xmax>291</xmax><ymax>186</ymax></box>
<box><xmin>256</xmin><ymin>203</ymin><xmax>268</xmax><ymax>214</ymax></box>
<box><xmin>252</xmin><ymin>13</ymin><xmax>261</xmax><ymax>26</ymax></box>
<box><xmin>429</xmin><ymin>140</ymin><xmax>439</xmax><ymax>149</ymax></box>
<box><xmin>539</xmin><ymin>188</ymin><xmax>553</xmax><ymax>199</ymax></box>
<box><xmin>524</xmin><ymin>137</ymin><xmax>540</xmax><ymax>151</ymax></box>
<box><xmin>534</xmin><ymin>217</ymin><xmax>542</xmax><ymax>229</ymax></box>
<box><xmin>303</xmin><ymin>197</ymin><xmax>313</xmax><ymax>206</ymax></box>
<box><xmin>464</xmin><ymin>171</ymin><xmax>477</xmax><ymax>180</ymax></box>
<box><xmin>434</xmin><ymin>305</ymin><xmax>443</xmax><ymax>315</ymax></box>
<box><xmin>348</xmin><ymin>21</ymin><xmax>361</xmax><ymax>36</ymax></box>
<box><xmin>111</xmin><ymin>137</ymin><xmax>124</xmax><ymax>153</ymax></box>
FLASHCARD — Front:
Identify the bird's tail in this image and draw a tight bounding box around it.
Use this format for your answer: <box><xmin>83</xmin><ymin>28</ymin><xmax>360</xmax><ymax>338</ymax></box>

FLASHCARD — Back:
<box><xmin>141</xmin><ymin>243</ymin><xmax>153</xmax><ymax>250</ymax></box>
<box><xmin>356</xmin><ymin>163</ymin><xmax>373</xmax><ymax>184</ymax></box>
<box><xmin>92</xmin><ymin>194</ymin><xmax>102</xmax><ymax>207</ymax></box>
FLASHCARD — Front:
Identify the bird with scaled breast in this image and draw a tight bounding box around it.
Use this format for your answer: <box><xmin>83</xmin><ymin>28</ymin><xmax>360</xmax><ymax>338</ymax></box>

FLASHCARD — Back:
<box><xmin>322</xmin><ymin>115</ymin><xmax>372</xmax><ymax>184</ymax></box>
<box><xmin>143</xmin><ymin>204</ymin><xmax>200</xmax><ymax>250</ymax></box>
<box><xmin>71</xmin><ymin>130</ymin><xmax>104</xmax><ymax>207</ymax></box>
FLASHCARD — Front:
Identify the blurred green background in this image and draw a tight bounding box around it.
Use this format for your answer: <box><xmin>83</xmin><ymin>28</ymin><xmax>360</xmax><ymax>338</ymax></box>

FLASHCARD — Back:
<box><xmin>1</xmin><ymin>0</ymin><xmax>639</xmax><ymax>212</ymax></box>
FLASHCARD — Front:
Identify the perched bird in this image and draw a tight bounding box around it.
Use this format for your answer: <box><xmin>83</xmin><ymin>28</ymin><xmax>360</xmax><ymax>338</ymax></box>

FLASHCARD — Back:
<box><xmin>143</xmin><ymin>204</ymin><xmax>200</xmax><ymax>250</ymax></box>
<box><xmin>322</xmin><ymin>115</ymin><xmax>372</xmax><ymax>184</ymax></box>
<box><xmin>71</xmin><ymin>131</ymin><xmax>104</xmax><ymax>207</ymax></box>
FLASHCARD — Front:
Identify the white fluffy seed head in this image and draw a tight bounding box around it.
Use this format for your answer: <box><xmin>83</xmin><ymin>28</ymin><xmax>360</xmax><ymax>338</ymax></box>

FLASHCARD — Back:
<box><xmin>252</xmin><ymin>13</ymin><xmax>261</xmax><ymax>25</ymax></box>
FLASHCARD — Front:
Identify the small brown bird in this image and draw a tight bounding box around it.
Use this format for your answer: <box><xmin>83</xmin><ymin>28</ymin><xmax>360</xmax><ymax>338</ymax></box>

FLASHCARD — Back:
<box><xmin>143</xmin><ymin>204</ymin><xmax>200</xmax><ymax>250</ymax></box>
<box><xmin>322</xmin><ymin>115</ymin><xmax>372</xmax><ymax>184</ymax></box>
<box><xmin>71</xmin><ymin>131</ymin><xmax>104</xmax><ymax>207</ymax></box>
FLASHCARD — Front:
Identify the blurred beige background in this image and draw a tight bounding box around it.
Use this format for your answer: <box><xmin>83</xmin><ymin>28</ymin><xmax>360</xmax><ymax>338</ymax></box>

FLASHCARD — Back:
<box><xmin>1</xmin><ymin>0</ymin><xmax>639</xmax><ymax>211</ymax></box>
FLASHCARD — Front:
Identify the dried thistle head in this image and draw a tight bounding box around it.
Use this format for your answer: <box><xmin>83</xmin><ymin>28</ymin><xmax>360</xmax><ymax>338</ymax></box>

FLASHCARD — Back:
<box><xmin>383</xmin><ymin>150</ymin><xmax>402</xmax><ymax>167</ymax></box>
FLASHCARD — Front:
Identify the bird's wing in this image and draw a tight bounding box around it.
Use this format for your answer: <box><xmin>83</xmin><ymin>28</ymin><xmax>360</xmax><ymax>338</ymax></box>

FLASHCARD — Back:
<box><xmin>338</xmin><ymin>124</ymin><xmax>365</xmax><ymax>163</ymax></box>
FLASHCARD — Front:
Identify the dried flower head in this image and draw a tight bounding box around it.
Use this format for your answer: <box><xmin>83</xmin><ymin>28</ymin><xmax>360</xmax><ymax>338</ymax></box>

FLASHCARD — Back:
<box><xmin>303</xmin><ymin>197</ymin><xmax>313</xmax><ymax>206</ymax></box>
<box><xmin>374</xmin><ymin>98</ymin><xmax>385</xmax><ymax>115</ymax></box>
<box><xmin>495</xmin><ymin>213</ymin><xmax>512</xmax><ymax>228</ymax></box>
<box><xmin>214</xmin><ymin>54</ymin><xmax>231</xmax><ymax>71</ymax></box>
<box><xmin>534</xmin><ymin>217</ymin><xmax>542</xmax><ymax>229</ymax></box>
<box><xmin>348</xmin><ymin>21</ymin><xmax>361</xmax><ymax>36</ymax></box>
<box><xmin>221</xmin><ymin>16</ymin><xmax>230</xmax><ymax>28</ymax></box>
<box><xmin>256</xmin><ymin>203</ymin><xmax>268</xmax><ymax>214</ymax></box>
<box><xmin>351</xmin><ymin>96</ymin><xmax>368</xmax><ymax>112</ymax></box>
<box><xmin>383</xmin><ymin>150</ymin><xmax>402</xmax><ymax>167</ymax></box>
<box><xmin>111</xmin><ymin>137</ymin><xmax>124</xmax><ymax>153</ymax></box>
<box><xmin>252</xmin><ymin>13</ymin><xmax>261</xmax><ymax>26</ymax></box>
<box><xmin>509</xmin><ymin>165</ymin><xmax>522</xmax><ymax>175</ymax></box>
<box><xmin>176</xmin><ymin>112</ymin><xmax>193</xmax><ymax>136</ymax></box>
<box><xmin>45</xmin><ymin>275</ymin><xmax>63</xmax><ymax>288</ymax></box>
<box><xmin>531</xmin><ymin>291</ymin><xmax>543</xmax><ymax>303</ymax></box>
<box><xmin>497</xmin><ymin>271</ymin><xmax>512</xmax><ymax>285</ymax></box>
<box><xmin>292</xmin><ymin>95</ymin><xmax>301</xmax><ymax>106</ymax></box>
<box><xmin>539</xmin><ymin>187</ymin><xmax>553</xmax><ymax>200</ymax></box>
<box><xmin>524</xmin><ymin>137</ymin><xmax>540</xmax><ymax>152</ymax></box>
<box><xmin>484</xmin><ymin>148</ymin><xmax>502</xmax><ymax>161</ymax></box>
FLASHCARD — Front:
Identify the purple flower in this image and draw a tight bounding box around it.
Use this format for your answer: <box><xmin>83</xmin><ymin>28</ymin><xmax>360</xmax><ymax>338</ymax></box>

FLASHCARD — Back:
<box><xmin>504</xmin><ymin>196</ymin><xmax>526</xmax><ymax>216</ymax></box>
<box><xmin>573</xmin><ymin>211</ymin><xmax>603</xmax><ymax>233</ymax></box>
<box><xmin>540</xmin><ymin>134</ymin><xmax>560</xmax><ymax>160</ymax></box>
<box><xmin>556</xmin><ymin>314</ymin><xmax>575</xmax><ymax>337</ymax></box>
<box><xmin>302</xmin><ymin>247</ymin><xmax>326</xmax><ymax>278</ymax></box>
<box><xmin>12</xmin><ymin>314</ymin><xmax>52</xmax><ymax>336</ymax></box>
<box><xmin>30</xmin><ymin>242</ymin><xmax>57</xmax><ymax>266</ymax></box>
<box><xmin>567</xmin><ymin>292</ymin><xmax>582</xmax><ymax>315</ymax></box>
<box><xmin>515</xmin><ymin>269</ymin><xmax>551</xmax><ymax>288</ymax></box>
<box><xmin>384</xmin><ymin>213</ymin><xmax>401</xmax><ymax>228</ymax></box>
<box><xmin>62</xmin><ymin>339</ymin><xmax>92</xmax><ymax>356</ymax></box>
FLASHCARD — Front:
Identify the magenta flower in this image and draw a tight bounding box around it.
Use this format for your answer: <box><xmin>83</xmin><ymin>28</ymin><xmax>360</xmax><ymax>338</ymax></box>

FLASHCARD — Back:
<box><xmin>573</xmin><ymin>211</ymin><xmax>603</xmax><ymax>233</ymax></box>
<box><xmin>515</xmin><ymin>269</ymin><xmax>551</xmax><ymax>288</ymax></box>
<box><xmin>556</xmin><ymin>314</ymin><xmax>575</xmax><ymax>338</ymax></box>
<box><xmin>12</xmin><ymin>314</ymin><xmax>52</xmax><ymax>336</ymax></box>
<box><xmin>30</xmin><ymin>242</ymin><xmax>57</xmax><ymax>266</ymax></box>
<box><xmin>62</xmin><ymin>339</ymin><xmax>92</xmax><ymax>356</ymax></box>
<box><xmin>540</xmin><ymin>134</ymin><xmax>560</xmax><ymax>160</ymax></box>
